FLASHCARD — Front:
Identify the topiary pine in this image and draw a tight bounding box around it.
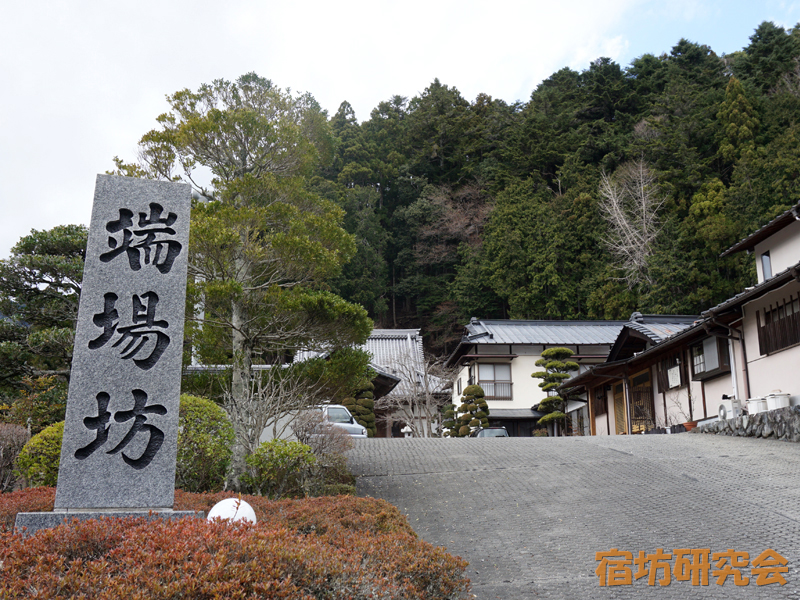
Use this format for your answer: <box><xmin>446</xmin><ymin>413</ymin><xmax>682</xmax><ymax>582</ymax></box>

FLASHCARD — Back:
<box><xmin>342</xmin><ymin>382</ymin><xmax>377</xmax><ymax>437</ymax></box>
<box><xmin>444</xmin><ymin>384</ymin><xmax>489</xmax><ymax>437</ymax></box>
<box><xmin>531</xmin><ymin>347</ymin><xmax>579</xmax><ymax>436</ymax></box>
<box><xmin>441</xmin><ymin>403</ymin><xmax>457</xmax><ymax>437</ymax></box>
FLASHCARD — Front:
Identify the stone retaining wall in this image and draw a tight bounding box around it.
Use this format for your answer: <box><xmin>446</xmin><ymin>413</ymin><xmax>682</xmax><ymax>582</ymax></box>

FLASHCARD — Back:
<box><xmin>692</xmin><ymin>405</ymin><xmax>800</xmax><ymax>442</ymax></box>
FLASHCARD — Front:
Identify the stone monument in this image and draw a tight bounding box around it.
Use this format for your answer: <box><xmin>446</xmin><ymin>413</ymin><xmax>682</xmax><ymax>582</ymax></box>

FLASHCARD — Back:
<box><xmin>16</xmin><ymin>175</ymin><xmax>199</xmax><ymax>533</ymax></box>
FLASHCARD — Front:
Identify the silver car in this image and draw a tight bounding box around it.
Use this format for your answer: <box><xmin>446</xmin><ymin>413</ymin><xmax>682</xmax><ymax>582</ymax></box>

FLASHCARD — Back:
<box><xmin>318</xmin><ymin>404</ymin><xmax>368</xmax><ymax>438</ymax></box>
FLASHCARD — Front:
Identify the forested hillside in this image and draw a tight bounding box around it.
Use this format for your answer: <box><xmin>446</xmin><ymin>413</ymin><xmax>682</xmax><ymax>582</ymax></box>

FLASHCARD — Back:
<box><xmin>314</xmin><ymin>21</ymin><xmax>800</xmax><ymax>355</ymax></box>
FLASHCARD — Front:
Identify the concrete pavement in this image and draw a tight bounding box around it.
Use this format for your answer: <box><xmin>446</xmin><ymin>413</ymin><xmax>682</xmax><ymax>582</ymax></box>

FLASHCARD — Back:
<box><xmin>347</xmin><ymin>434</ymin><xmax>800</xmax><ymax>599</ymax></box>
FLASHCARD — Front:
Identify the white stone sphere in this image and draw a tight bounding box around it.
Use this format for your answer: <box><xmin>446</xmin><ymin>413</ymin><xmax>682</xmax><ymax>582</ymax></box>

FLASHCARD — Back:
<box><xmin>207</xmin><ymin>498</ymin><xmax>257</xmax><ymax>524</ymax></box>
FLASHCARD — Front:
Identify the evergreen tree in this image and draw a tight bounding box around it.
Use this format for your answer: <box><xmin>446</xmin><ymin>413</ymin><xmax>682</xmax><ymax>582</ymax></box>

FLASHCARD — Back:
<box><xmin>717</xmin><ymin>77</ymin><xmax>759</xmax><ymax>167</ymax></box>
<box><xmin>531</xmin><ymin>347</ymin><xmax>579</xmax><ymax>436</ymax></box>
<box><xmin>0</xmin><ymin>225</ymin><xmax>87</xmax><ymax>392</ymax></box>
<box><xmin>448</xmin><ymin>384</ymin><xmax>489</xmax><ymax>437</ymax></box>
<box><xmin>341</xmin><ymin>382</ymin><xmax>377</xmax><ymax>438</ymax></box>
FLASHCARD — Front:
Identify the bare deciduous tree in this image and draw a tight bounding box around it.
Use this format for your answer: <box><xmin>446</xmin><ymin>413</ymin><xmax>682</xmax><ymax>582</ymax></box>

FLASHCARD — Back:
<box><xmin>291</xmin><ymin>409</ymin><xmax>355</xmax><ymax>456</ymax></box>
<box><xmin>414</xmin><ymin>184</ymin><xmax>491</xmax><ymax>265</ymax></box>
<box><xmin>375</xmin><ymin>352</ymin><xmax>455</xmax><ymax>438</ymax></box>
<box><xmin>222</xmin><ymin>362</ymin><xmax>337</xmax><ymax>466</ymax></box>
<box><xmin>598</xmin><ymin>159</ymin><xmax>665</xmax><ymax>288</ymax></box>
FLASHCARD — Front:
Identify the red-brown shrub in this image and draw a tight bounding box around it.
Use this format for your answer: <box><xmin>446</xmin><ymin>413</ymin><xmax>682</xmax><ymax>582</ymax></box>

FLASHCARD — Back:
<box><xmin>0</xmin><ymin>488</ymin><xmax>470</xmax><ymax>599</ymax></box>
<box><xmin>0</xmin><ymin>487</ymin><xmax>55</xmax><ymax>532</ymax></box>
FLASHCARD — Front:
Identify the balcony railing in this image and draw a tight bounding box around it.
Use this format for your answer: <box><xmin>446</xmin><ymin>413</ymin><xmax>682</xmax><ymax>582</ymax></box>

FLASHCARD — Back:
<box><xmin>478</xmin><ymin>381</ymin><xmax>513</xmax><ymax>400</ymax></box>
<box><xmin>758</xmin><ymin>308</ymin><xmax>800</xmax><ymax>355</ymax></box>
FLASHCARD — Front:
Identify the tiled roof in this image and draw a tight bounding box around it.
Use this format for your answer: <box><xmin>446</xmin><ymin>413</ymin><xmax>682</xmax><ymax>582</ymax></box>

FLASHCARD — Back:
<box><xmin>463</xmin><ymin>319</ymin><xmax>626</xmax><ymax>346</ymax></box>
<box><xmin>624</xmin><ymin>317</ymin><xmax>697</xmax><ymax>344</ymax></box>
<box><xmin>294</xmin><ymin>329</ymin><xmax>431</xmax><ymax>399</ymax></box>
<box><xmin>702</xmin><ymin>260</ymin><xmax>800</xmax><ymax>317</ymax></box>
<box><xmin>364</xmin><ymin>329</ymin><xmax>423</xmax><ymax>373</ymax></box>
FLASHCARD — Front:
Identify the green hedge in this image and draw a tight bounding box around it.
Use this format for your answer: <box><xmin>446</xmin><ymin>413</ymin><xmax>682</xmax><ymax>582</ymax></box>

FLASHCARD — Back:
<box><xmin>15</xmin><ymin>395</ymin><xmax>235</xmax><ymax>493</ymax></box>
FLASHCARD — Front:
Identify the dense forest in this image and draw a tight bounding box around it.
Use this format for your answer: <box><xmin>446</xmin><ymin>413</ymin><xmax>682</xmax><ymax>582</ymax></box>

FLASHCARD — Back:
<box><xmin>311</xmin><ymin>21</ymin><xmax>800</xmax><ymax>355</ymax></box>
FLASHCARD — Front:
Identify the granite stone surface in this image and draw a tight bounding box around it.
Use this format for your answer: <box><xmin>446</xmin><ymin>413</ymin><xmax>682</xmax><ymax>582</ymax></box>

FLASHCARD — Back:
<box><xmin>54</xmin><ymin>175</ymin><xmax>191</xmax><ymax>511</ymax></box>
<box><xmin>15</xmin><ymin>511</ymin><xmax>203</xmax><ymax>536</ymax></box>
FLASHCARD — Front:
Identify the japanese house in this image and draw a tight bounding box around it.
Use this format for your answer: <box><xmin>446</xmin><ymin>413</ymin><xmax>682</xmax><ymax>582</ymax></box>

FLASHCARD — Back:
<box><xmin>444</xmin><ymin>318</ymin><xmax>625</xmax><ymax>436</ymax></box>
<box><xmin>566</xmin><ymin>201</ymin><xmax>800</xmax><ymax>435</ymax></box>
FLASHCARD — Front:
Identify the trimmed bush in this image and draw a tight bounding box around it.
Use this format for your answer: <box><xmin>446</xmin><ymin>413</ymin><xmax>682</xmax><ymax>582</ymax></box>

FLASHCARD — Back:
<box><xmin>3</xmin><ymin>376</ymin><xmax>67</xmax><ymax>435</ymax></box>
<box><xmin>446</xmin><ymin>386</ymin><xmax>489</xmax><ymax>437</ymax></box>
<box><xmin>0</xmin><ymin>491</ymin><xmax>470</xmax><ymax>600</ymax></box>
<box><xmin>0</xmin><ymin>487</ymin><xmax>57</xmax><ymax>532</ymax></box>
<box><xmin>342</xmin><ymin>383</ymin><xmax>377</xmax><ymax>437</ymax></box>
<box><xmin>0</xmin><ymin>424</ymin><xmax>29</xmax><ymax>492</ymax></box>
<box><xmin>176</xmin><ymin>394</ymin><xmax>234</xmax><ymax>492</ymax></box>
<box><xmin>14</xmin><ymin>396</ymin><xmax>235</xmax><ymax>493</ymax></box>
<box><xmin>15</xmin><ymin>421</ymin><xmax>63</xmax><ymax>487</ymax></box>
<box><xmin>243</xmin><ymin>439</ymin><xmax>317</xmax><ymax>499</ymax></box>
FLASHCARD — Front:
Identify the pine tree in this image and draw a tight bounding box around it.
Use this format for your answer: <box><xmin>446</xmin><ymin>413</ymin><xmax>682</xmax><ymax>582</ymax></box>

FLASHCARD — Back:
<box><xmin>531</xmin><ymin>348</ymin><xmax>579</xmax><ymax>436</ymax></box>
<box><xmin>448</xmin><ymin>385</ymin><xmax>489</xmax><ymax>437</ymax></box>
<box><xmin>341</xmin><ymin>382</ymin><xmax>377</xmax><ymax>438</ymax></box>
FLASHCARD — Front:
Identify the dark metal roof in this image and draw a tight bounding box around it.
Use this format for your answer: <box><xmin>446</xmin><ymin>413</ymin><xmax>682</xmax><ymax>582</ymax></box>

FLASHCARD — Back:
<box><xmin>445</xmin><ymin>318</ymin><xmax>626</xmax><ymax>367</ymax></box>
<box><xmin>606</xmin><ymin>315</ymin><xmax>699</xmax><ymax>362</ymax></box>
<box><xmin>489</xmin><ymin>408</ymin><xmax>547</xmax><ymax>419</ymax></box>
<box><xmin>720</xmin><ymin>202</ymin><xmax>800</xmax><ymax>257</ymax></box>
<box><xmin>463</xmin><ymin>319</ymin><xmax>626</xmax><ymax>345</ymax></box>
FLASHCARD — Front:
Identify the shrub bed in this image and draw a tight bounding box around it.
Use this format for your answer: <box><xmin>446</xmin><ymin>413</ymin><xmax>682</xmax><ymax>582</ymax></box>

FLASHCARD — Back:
<box><xmin>0</xmin><ymin>489</ymin><xmax>470</xmax><ymax>599</ymax></box>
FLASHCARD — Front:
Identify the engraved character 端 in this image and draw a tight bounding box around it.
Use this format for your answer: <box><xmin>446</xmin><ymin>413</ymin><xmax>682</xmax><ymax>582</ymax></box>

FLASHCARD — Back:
<box><xmin>99</xmin><ymin>203</ymin><xmax>182</xmax><ymax>273</ymax></box>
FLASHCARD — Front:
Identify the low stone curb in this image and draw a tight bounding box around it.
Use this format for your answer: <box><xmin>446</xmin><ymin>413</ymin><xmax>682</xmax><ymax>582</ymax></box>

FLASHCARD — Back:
<box><xmin>692</xmin><ymin>405</ymin><xmax>800</xmax><ymax>442</ymax></box>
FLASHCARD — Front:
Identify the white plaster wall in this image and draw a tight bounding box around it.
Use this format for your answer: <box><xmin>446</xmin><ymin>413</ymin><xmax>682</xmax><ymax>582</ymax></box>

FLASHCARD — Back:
<box><xmin>703</xmin><ymin>375</ymin><xmax>735</xmax><ymax>420</ymax></box>
<box><xmin>451</xmin><ymin>347</ymin><xmax>610</xmax><ymax>413</ymax></box>
<box><xmin>651</xmin><ymin>365</ymin><xmax>667</xmax><ymax>427</ymax></box>
<box><xmin>451</xmin><ymin>367</ymin><xmax>467</xmax><ymax>404</ymax></box>
<box><xmin>742</xmin><ymin>281</ymin><xmax>800</xmax><ymax>401</ymax></box>
<box><xmin>594</xmin><ymin>413</ymin><xmax>610</xmax><ymax>435</ymax></box>
<box><xmin>754</xmin><ymin>220</ymin><xmax>800</xmax><ymax>282</ymax></box>
<box><xmin>747</xmin><ymin>344</ymin><xmax>800</xmax><ymax>401</ymax></box>
<box><xmin>509</xmin><ymin>354</ymin><xmax>545</xmax><ymax>409</ymax></box>
<box><xmin>660</xmin><ymin>381</ymin><xmax>697</xmax><ymax>427</ymax></box>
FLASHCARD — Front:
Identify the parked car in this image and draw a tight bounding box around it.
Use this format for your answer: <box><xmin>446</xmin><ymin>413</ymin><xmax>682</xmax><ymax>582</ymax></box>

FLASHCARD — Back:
<box><xmin>315</xmin><ymin>404</ymin><xmax>368</xmax><ymax>438</ymax></box>
<box><xmin>470</xmin><ymin>426</ymin><xmax>509</xmax><ymax>438</ymax></box>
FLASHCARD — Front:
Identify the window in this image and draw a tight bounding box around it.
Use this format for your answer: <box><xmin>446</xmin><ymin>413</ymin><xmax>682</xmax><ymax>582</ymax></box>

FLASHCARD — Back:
<box><xmin>477</xmin><ymin>363</ymin><xmax>512</xmax><ymax>400</ymax></box>
<box><xmin>761</xmin><ymin>251</ymin><xmax>772</xmax><ymax>280</ymax></box>
<box><xmin>691</xmin><ymin>345</ymin><xmax>705</xmax><ymax>375</ymax></box>
<box><xmin>691</xmin><ymin>338</ymin><xmax>731</xmax><ymax>381</ymax></box>
<box><xmin>656</xmin><ymin>353</ymin><xmax>683</xmax><ymax>390</ymax></box>
<box><xmin>457</xmin><ymin>377</ymin><xmax>462</xmax><ymax>395</ymax></box>
<box><xmin>757</xmin><ymin>294</ymin><xmax>800</xmax><ymax>355</ymax></box>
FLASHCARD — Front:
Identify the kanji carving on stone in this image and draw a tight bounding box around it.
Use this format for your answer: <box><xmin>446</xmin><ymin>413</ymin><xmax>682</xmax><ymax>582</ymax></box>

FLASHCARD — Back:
<box><xmin>88</xmin><ymin>291</ymin><xmax>170</xmax><ymax>370</ymax></box>
<box><xmin>99</xmin><ymin>203</ymin><xmax>182</xmax><ymax>274</ymax></box>
<box><xmin>74</xmin><ymin>389</ymin><xmax>167</xmax><ymax>470</ymax></box>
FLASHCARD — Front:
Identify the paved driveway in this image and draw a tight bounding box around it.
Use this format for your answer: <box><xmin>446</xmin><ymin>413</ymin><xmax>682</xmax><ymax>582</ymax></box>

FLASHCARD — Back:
<box><xmin>347</xmin><ymin>434</ymin><xmax>800</xmax><ymax>599</ymax></box>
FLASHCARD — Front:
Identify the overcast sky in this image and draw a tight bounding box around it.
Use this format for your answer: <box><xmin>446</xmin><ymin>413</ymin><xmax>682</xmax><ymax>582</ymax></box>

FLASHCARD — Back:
<box><xmin>2</xmin><ymin>0</ymin><xmax>798</xmax><ymax>259</ymax></box>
